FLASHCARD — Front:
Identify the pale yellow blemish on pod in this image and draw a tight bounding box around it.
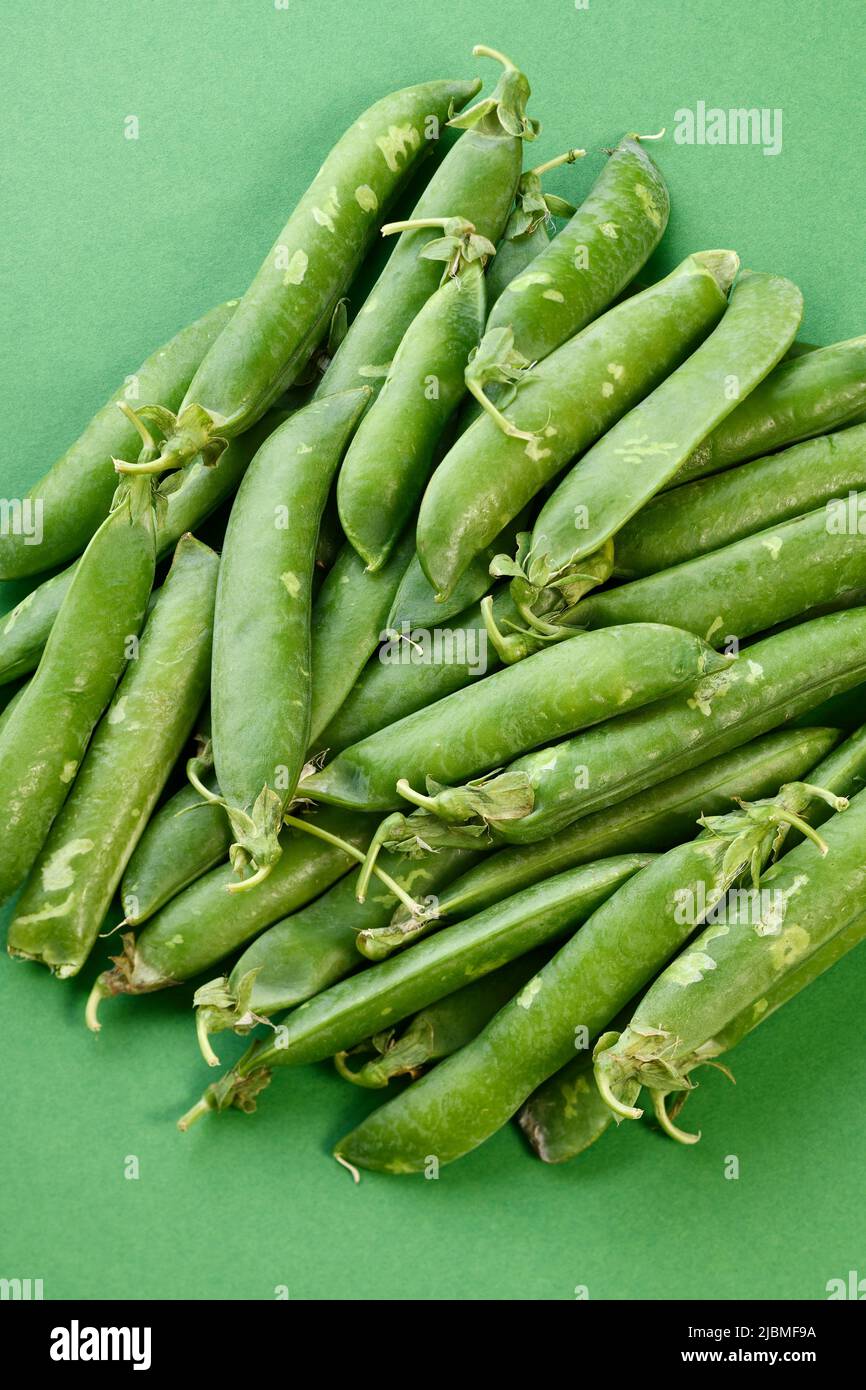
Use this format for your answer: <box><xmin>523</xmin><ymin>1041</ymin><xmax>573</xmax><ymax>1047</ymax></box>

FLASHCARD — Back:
<box><xmin>283</xmin><ymin>249</ymin><xmax>309</xmax><ymax>286</ymax></box>
<box><xmin>4</xmin><ymin>589</ymin><xmax>35</xmax><ymax>634</ymax></box>
<box><xmin>297</xmin><ymin>443</ymin><xmax>313</xmax><ymax>454</ymax></box>
<box><xmin>635</xmin><ymin>182</ymin><xmax>664</xmax><ymax>228</ymax></box>
<box><xmin>769</xmin><ymin>924</ymin><xmax>811</xmax><ymax>970</ymax></box>
<box><xmin>166</xmin><ymin>934</ymin><xmax>185</xmax><ymax>948</ymax></box>
<box><xmin>601</xmin><ymin>382</ymin><xmax>615</xmax><ymax>398</ymax></box>
<box><xmin>376</xmin><ymin>123</ymin><xmax>421</xmax><ymax>172</ymax></box>
<box><xmin>355</xmin><ymin>185</ymin><xmax>378</xmax><ymax>212</ymax></box>
<box><xmin>668</xmin><ymin>950</ymin><xmax>717</xmax><ymax>986</ymax></box>
<box><xmin>607</xmin><ymin>363</ymin><xmax>625</xmax><ymax>380</ymax></box>
<box><xmin>543</xmin><ymin>425</ymin><xmax>557</xmax><ymax>437</ymax></box>
<box><xmin>73</xmin><ymin>675</ymin><xmax>87</xmax><ymax>690</ymax></box>
<box><xmin>508</xmin><ymin>271</ymin><xmax>553</xmax><ymax>292</ymax></box>
<box><xmin>517</xmin><ymin>976</ymin><xmax>543</xmax><ymax>1009</ymax></box>
<box><xmin>600</xmin><ymin>222</ymin><xmax>619</xmax><ymax>239</ymax></box>
<box><xmin>13</xmin><ymin>895</ymin><xmax>74</xmax><ymax>926</ymax></box>
<box><xmin>752</xmin><ymin>998</ymin><xmax>769</xmax><ymax>1019</ymax></box>
<box><xmin>525</xmin><ymin>437</ymin><xmax>552</xmax><ymax>463</ymax></box>
<box><xmin>41</xmin><ymin>838</ymin><xmax>95</xmax><ymax>893</ymax></box>
<box><xmin>618</xmin><ymin>687</ymin><xmax>634</xmax><ymax>704</ymax></box>
<box><xmin>108</xmin><ymin>697</ymin><xmax>127</xmax><ymax>725</ymax></box>
<box><xmin>705</xmin><ymin>616</ymin><xmax>724</xmax><ymax>643</ymax></box>
<box><xmin>313</xmin><ymin>207</ymin><xmax>336</xmax><ymax>232</ymax></box>
<box><xmin>761</xmin><ymin>535</ymin><xmax>783</xmax><ymax>559</ymax></box>
<box><xmin>281</xmin><ymin>572</ymin><xmax>302</xmax><ymax>599</ymax></box>
<box><xmin>543</xmin><ymin>289</ymin><xmax>565</xmax><ymax>303</ymax></box>
<box><xmin>60</xmin><ymin>761</ymin><xmax>78</xmax><ymax>784</ymax></box>
<box><xmin>745</xmin><ymin>659</ymin><xmax>764</xmax><ymax>685</ymax></box>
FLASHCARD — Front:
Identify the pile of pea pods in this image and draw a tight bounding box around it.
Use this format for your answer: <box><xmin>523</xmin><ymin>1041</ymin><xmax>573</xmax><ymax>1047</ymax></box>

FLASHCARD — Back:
<box><xmin>2</xmin><ymin>46</ymin><xmax>866</xmax><ymax>1176</ymax></box>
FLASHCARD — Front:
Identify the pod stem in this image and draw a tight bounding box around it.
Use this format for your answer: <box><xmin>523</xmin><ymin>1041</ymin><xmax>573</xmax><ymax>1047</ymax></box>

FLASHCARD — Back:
<box><xmin>394</xmin><ymin>779</ymin><xmax>440</xmax><ymax>813</ymax></box>
<box><xmin>177</xmin><ymin>1097</ymin><xmax>212</xmax><ymax>1132</ymax></box>
<box><xmin>652</xmin><ymin>1090</ymin><xmax>701</xmax><ymax>1145</ymax></box>
<box><xmin>196</xmin><ymin>1009</ymin><xmax>223</xmax><ymax>1068</ymax></box>
<box><xmin>634</xmin><ymin>127</ymin><xmax>666</xmax><ymax>141</ymax></box>
<box><xmin>283</xmin><ymin>813</ymin><xmax>423</xmax><ymax>919</ymax></box>
<box><xmin>594</xmin><ymin>1053</ymin><xmax>644</xmax><ymax>1122</ymax></box>
<box><xmin>531</xmin><ymin>148</ymin><xmax>585</xmax><ymax>177</ymax></box>
<box><xmin>466</xmin><ymin>375</ymin><xmax>535</xmax><ymax>441</ymax></box>
<box><xmin>472</xmin><ymin>43</ymin><xmax>515</xmax><ymax>68</ymax></box>
<box><xmin>85</xmin><ymin>978</ymin><xmax>109</xmax><ymax>1034</ymax></box>
<box><xmin>381</xmin><ymin>217</ymin><xmax>470</xmax><ymax>237</ymax></box>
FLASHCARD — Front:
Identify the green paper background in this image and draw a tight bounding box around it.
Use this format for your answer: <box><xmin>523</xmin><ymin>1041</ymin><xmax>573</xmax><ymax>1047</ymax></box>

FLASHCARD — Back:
<box><xmin>1</xmin><ymin>0</ymin><xmax>864</xmax><ymax>1301</ymax></box>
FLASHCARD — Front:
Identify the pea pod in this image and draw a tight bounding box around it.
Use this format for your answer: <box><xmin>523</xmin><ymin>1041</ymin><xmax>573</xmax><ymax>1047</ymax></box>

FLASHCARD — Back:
<box><xmin>193</xmin><ymin>846</ymin><xmax>479</xmax><ymax>1061</ymax></box>
<box><xmin>337</xmin><ymin>228</ymin><xmax>489</xmax><ymax>570</ymax></box>
<box><xmin>518</xmin><ymin>1026</ymin><xmax>622</xmax><ymax>1163</ymax></box>
<box><xmin>8</xmin><ymin>536</ymin><xmax>218</xmax><ymax>977</ymax></box>
<box><xmin>308</xmin><ymin>529</ymin><xmax>417</xmax><ymax>746</ymax></box>
<box><xmin>386</xmin><ymin>508</ymin><xmax>531</xmax><ymax>631</ymax></box>
<box><xmin>613</xmin><ymin>423</ymin><xmax>866</xmax><ymax>579</ymax></box>
<box><xmin>317</xmin><ymin>597</ymin><xmax>502</xmax><ymax>754</ymax></box>
<box><xmin>415</xmin><ymin>250</ymin><xmax>737</xmax><ymax>601</ymax></box>
<box><xmin>594</xmin><ymin>785</ymin><xmax>866</xmax><ymax>1139</ymax></box>
<box><xmin>366</xmin><ymin>725</ymin><xmax>839</xmax><ymax>957</ymax></box>
<box><xmin>544</xmin><ymin>502</ymin><xmax>866</xmax><ymax>652</ymax></box>
<box><xmin>179</xmin><ymin>854</ymin><xmax>650</xmax><ymax>1128</ymax></box>
<box><xmin>670</xmin><ymin>335</ymin><xmax>866</xmax><ymax>487</ymax></box>
<box><xmin>485</xmin><ymin>133</ymin><xmax>669</xmax><ymax>362</ymax></box>
<box><xmin>113</xmin><ymin>78</ymin><xmax>479</xmax><ymax>478</ymax></box>
<box><xmin>484</xmin><ymin>150</ymin><xmax>581</xmax><ymax>307</ymax></box>
<box><xmin>522</xmin><ymin>271</ymin><xmax>804</xmax><ymax>602</ymax></box>
<box><xmin>332</xmin><ymin>783</ymin><xmax>823</xmax><ymax>1172</ymax></box>
<box><xmin>0</xmin><ymin>412</ymin><xmax>283</xmax><ymax>687</ymax></box>
<box><xmin>316</xmin><ymin>48</ymin><xmax>533</xmax><ymax>401</ymax></box>
<box><xmin>0</xmin><ymin>475</ymin><xmax>156</xmax><ymax>904</ymax></box>
<box><xmin>405</xmin><ymin>608</ymin><xmax>866</xmax><ymax>844</ymax></box>
<box><xmin>0</xmin><ymin>303</ymin><xmax>236</xmax><ymax>580</ymax></box>
<box><xmin>211</xmin><ymin>390</ymin><xmax>369</xmax><ymax>885</ymax></box>
<box><xmin>86</xmin><ymin>805</ymin><xmax>376</xmax><ymax>1029</ymax></box>
<box><xmin>302</xmin><ymin>624</ymin><xmax>727</xmax><ymax>813</ymax></box>
<box><xmin>337</xmin><ymin>949</ymin><xmax>552</xmax><ymax>1087</ymax></box>
<box><xmin>120</xmin><ymin>723</ymin><xmax>232</xmax><ymax>926</ymax></box>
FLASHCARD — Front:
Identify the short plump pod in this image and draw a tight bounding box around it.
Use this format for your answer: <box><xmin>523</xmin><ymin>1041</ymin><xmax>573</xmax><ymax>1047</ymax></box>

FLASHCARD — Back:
<box><xmin>315</xmin><ymin>48</ymin><xmax>532</xmax><ymax>401</ymax></box>
<box><xmin>301</xmin><ymin>623</ymin><xmax>727</xmax><ymax>812</ymax></box>
<box><xmin>415</xmin><ymin>250</ymin><xmax>737</xmax><ymax>601</ymax></box>
<box><xmin>570</xmin><ymin>501</ymin><xmax>866</xmax><ymax>646</ymax></box>
<box><xmin>86</xmin><ymin>805</ymin><xmax>376</xmax><ymax>1026</ymax></box>
<box><xmin>179</xmin><ymin>854</ymin><xmax>649</xmax><ymax>1127</ymax></box>
<box><xmin>366</xmin><ymin>725</ymin><xmax>839</xmax><ymax>957</ymax></box>
<box><xmin>338</xmin><ymin>948</ymin><xmax>552</xmax><ymax>1087</ymax></box>
<box><xmin>211</xmin><ymin>389</ymin><xmax>370</xmax><ymax>883</ymax></box>
<box><xmin>425</xmin><ymin>608</ymin><xmax>866</xmax><ymax>844</ymax></box>
<box><xmin>316</xmin><ymin>596</ymin><xmax>503</xmax><ymax>755</ymax></box>
<box><xmin>670</xmin><ymin>334</ymin><xmax>866</xmax><ymax>487</ymax></box>
<box><xmin>0</xmin><ymin>302</ymin><xmax>235</xmax><ymax>581</ymax></box>
<box><xmin>0</xmin><ymin>411</ymin><xmax>283</xmax><ymax>686</ymax></box>
<box><xmin>123</xmin><ymin>78</ymin><xmax>479</xmax><ymax>476</ymax></box>
<box><xmin>7</xmin><ymin>536</ymin><xmax>218</xmax><ymax>977</ymax></box>
<box><xmin>120</xmin><ymin>718</ymin><xmax>231</xmax><ymax>926</ymax></box>
<box><xmin>485</xmin><ymin>134</ymin><xmax>670</xmax><ymax>362</ymax></box>
<box><xmin>308</xmin><ymin>528</ymin><xmax>417</xmax><ymax>746</ymax></box>
<box><xmin>613</xmin><ymin>422</ymin><xmax>866</xmax><ymax>579</ymax></box>
<box><xmin>0</xmin><ymin>476</ymin><xmax>156</xmax><ymax>905</ymax></box>
<box><xmin>594</xmin><ymin>785</ymin><xmax>866</xmax><ymax>1130</ymax></box>
<box><xmin>333</xmin><ymin>787</ymin><xmax>805</xmax><ymax>1171</ymax></box>
<box><xmin>526</xmin><ymin>270</ymin><xmax>804</xmax><ymax>592</ymax></box>
<box><xmin>337</xmin><ymin>254</ymin><xmax>487</xmax><ymax>570</ymax></box>
<box><xmin>193</xmin><ymin>845</ymin><xmax>479</xmax><ymax>1059</ymax></box>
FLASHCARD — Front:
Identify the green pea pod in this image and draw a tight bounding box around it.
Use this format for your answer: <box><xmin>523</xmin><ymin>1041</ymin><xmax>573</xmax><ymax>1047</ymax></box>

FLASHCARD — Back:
<box><xmin>302</xmin><ymin>624</ymin><xmax>727</xmax><ymax>812</ymax></box>
<box><xmin>120</xmin><ymin>718</ymin><xmax>232</xmax><ymax>926</ymax></box>
<box><xmin>613</xmin><ymin>423</ymin><xmax>866</xmax><ymax>579</ymax></box>
<box><xmin>410</xmin><ymin>608</ymin><xmax>866</xmax><ymax>844</ymax></box>
<box><xmin>338</xmin><ymin>948</ymin><xmax>553</xmax><ymax>1087</ymax></box>
<box><xmin>333</xmin><ymin>781</ymin><xmax>826</xmax><ymax>1172</ymax></box>
<box><xmin>193</xmin><ymin>845</ymin><xmax>479</xmax><ymax>1063</ymax></box>
<box><xmin>671</xmin><ymin>335</ymin><xmax>866</xmax><ymax>487</ymax></box>
<box><xmin>7</xmin><ymin>536</ymin><xmax>218</xmax><ymax>976</ymax></box>
<box><xmin>308</xmin><ymin>529</ymin><xmax>417</xmax><ymax>746</ymax></box>
<box><xmin>0</xmin><ymin>476</ymin><xmax>156</xmax><ymax>905</ymax></box>
<box><xmin>570</xmin><ymin>502</ymin><xmax>866</xmax><ymax>647</ymax></box>
<box><xmin>594</xmin><ymin>785</ymin><xmax>866</xmax><ymax>1139</ymax></box>
<box><xmin>525</xmin><ymin>271</ymin><xmax>804</xmax><ymax>597</ymax></box>
<box><xmin>518</xmin><ymin>1027</ymin><xmax>623</xmax><ymax>1163</ymax></box>
<box><xmin>484</xmin><ymin>150</ymin><xmax>582</xmax><ymax>308</ymax></box>
<box><xmin>179</xmin><ymin>853</ymin><xmax>649</xmax><ymax>1127</ymax></box>
<box><xmin>337</xmin><ymin>252</ymin><xmax>488</xmax><ymax>570</ymax></box>
<box><xmin>317</xmin><ymin>596</ymin><xmax>504</xmax><ymax>754</ymax></box>
<box><xmin>0</xmin><ymin>302</ymin><xmax>236</xmax><ymax>581</ymax></box>
<box><xmin>386</xmin><ymin>508</ymin><xmax>531</xmax><ymax>631</ymax></box>
<box><xmin>114</xmin><ymin>78</ymin><xmax>479</xmax><ymax>477</ymax></box>
<box><xmin>485</xmin><ymin>134</ymin><xmax>669</xmax><ymax>362</ymax></box>
<box><xmin>367</xmin><ymin>725</ymin><xmax>839</xmax><ymax>957</ymax></box>
<box><xmin>316</xmin><ymin>48</ymin><xmax>533</xmax><ymax>401</ymax></box>
<box><xmin>211</xmin><ymin>390</ymin><xmax>370</xmax><ymax>885</ymax></box>
<box><xmin>416</xmin><ymin>249</ymin><xmax>737</xmax><ymax>602</ymax></box>
<box><xmin>86</xmin><ymin>806</ymin><xmax>376</xmax><ymax>1028</ymax></box>
<box><xmin>0</xmin><ymin>412</ymin><xmax>284</xmax><ymax>687</ymax></box>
